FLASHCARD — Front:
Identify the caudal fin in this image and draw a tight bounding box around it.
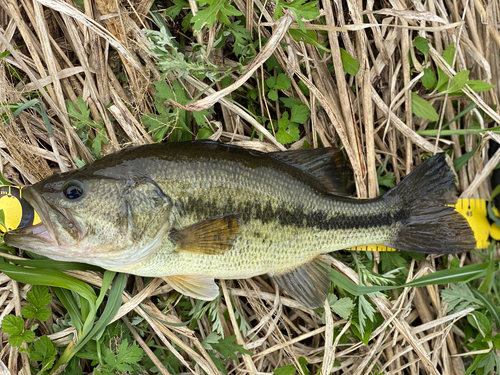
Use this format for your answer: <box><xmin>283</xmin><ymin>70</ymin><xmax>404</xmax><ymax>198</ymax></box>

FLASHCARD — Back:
<box><xmin>384</xmin><ymin>154</ymin><xmax>475</xmax><ymax>254</ymax></box>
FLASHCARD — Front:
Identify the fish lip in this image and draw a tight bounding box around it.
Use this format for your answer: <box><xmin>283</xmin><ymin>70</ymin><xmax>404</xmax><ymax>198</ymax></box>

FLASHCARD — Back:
<box><xmin>17</xmin><ymin>187</ymin><xmax>58</xmax><ymax>245</ymax></box>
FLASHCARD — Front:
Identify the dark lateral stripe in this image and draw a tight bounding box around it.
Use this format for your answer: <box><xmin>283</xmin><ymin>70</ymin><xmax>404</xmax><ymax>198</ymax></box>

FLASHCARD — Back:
<box><xmin>184</xmin><ymin>197</ymin><xmax>410</xmax><ymax>231</ymax></box>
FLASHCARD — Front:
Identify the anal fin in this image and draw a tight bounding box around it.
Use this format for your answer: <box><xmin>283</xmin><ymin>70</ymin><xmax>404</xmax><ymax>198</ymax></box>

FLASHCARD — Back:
<box><xmin>163</xmin><ymin>275</ymin><xmax>219</xmax><ymax>301</ymax></box>
<box><xmin>271</xmin><ymin>255</ymin><xmax>331</xmax><ymax>309</ymax></box>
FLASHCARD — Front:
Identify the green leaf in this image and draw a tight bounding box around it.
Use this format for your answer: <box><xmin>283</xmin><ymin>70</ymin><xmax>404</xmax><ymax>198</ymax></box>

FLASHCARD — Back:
<box><xmin>268</xmin><ymin>89</ymin><xmax>278</xmax><ymax>101</ymax></box>
<box><xmin>26</xmin><ymin>285</ymin><xmax>52</xmax><ymax>309</ymax></box>
<box><xmin>421</xmin><ymin>68</ymin><xmax>436</xmax><ymax>89</ymax></box>
<box><xmin>413</xmin><ymin>36</ymin><xmax>430</xmax><ymax>56</ymax></box>
<box><xmin>290</xmin><ymin>105</ymin><xmax>310</xmax><ymax>124</ymax></box>
<box><xmin>289</xmin><ymin>29</ymin><xmax>329</xmax><ymax>52</ymax></box>
<box><xmin>276</xmin><ymin>124</ymin><xmax>299</xmax><ymax>144</ymax></box>
<box><xmin>280</xmin><ymin>97</ymin><xmax>303</xmax><ymax>108</ymax></box>
<box><xmin>2</xmin><ymin>315</ymin><xmax>24</xmax><ymax>335</ymax></box>
<box><xmin>273</xmin><ymin>364</ymin><xmax>297</xmax><ymax>375</ymax></box>
<box><xmin>8</xmin><ymin>335</ymin><xmax>24</xmax><ymax>347</ymax></box>
<box><xmin>274</xmin><ymin>73</ymin><xmax>291</xmax><ymax>91</ymax></box>
<box><xmin>210</xmin><ymin>335</ymin><xmax>252</xmax><ymax>360</ymax></box>
<box><xmin>165</xmin><ymin>0</ymin><xmax>189</xmax><ymax>18</ymax></box>
<box><xmin>466</xmin><ymin>80</ymin><xmax>495</xmax><ymax>93</ymax></box>
<box><xmin>467</xmin><ymin>311</ymin><xmax>492</xmax><ymax>336</ymax></box>
<box><xmin>266</xmin><ymin>76</ymin><xmax>276</xmax><ymax>89</ymax></box>
<box><xmin>275</xmin><ymin>0</ymin><xmax>319</xmax><ymax>32</ymax></box>
<box><xmin>435</xmin><ymin>43</ymin><xmax>455</xmax><ymax>92</ymax></box>
<box><xmin>330</xmin><ymin>297</ymin><xmax>355</xmax><ymax>320</ymax></box>
<box><xmin>340</xmin><ymin>48</ymin><xmax>360</xmax><ymax>76</ymax></box>
<box><xmin>29</xmin><ymin>335</ymin><xmax>57</xmax><ymax>370</ymax></box>
<box><xmin>21</xmin><ymin>330</ymin><xmax>35</xmax><ymax>343</ymax></box>
<box><xmin>21</xmin><ymin>305</ymin><xmax>38</xmax><ymax>320</ymax></box>
<box><xmin>442</xmin><ymin>70</ymin><xmax>469</xmax><ymax>94</ymax></box>
<box><xmin>35</xmin><ymin>308</ymin><xmax>52</xmax><ymax>322</ymax></box>
<box><xmin>202</xmin><ymin>332</ymin><xmax>221</xmax><ymax>350</ymax></box>
<box><xmin>411</xmin><ymin>92</ymin><xmax>439</xmax><ymax>121</ymax></box>
<box><xmin>191</xmin><ymin>0</ymin><xmax>242</xmax><ymax>30</ymax></box>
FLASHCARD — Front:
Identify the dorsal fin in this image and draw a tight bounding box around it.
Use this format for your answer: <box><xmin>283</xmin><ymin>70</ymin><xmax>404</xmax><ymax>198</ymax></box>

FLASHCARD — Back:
<box><xmin>269</xmin><ymin>148</ymin><xmax>353</xmax><ymax>196</ymax></box>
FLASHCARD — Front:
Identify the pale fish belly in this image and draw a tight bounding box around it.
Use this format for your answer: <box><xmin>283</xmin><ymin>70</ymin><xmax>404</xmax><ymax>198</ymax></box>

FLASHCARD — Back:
<box><xmin>122</xmin><ymin>218</ymin><xmax>398</xmax><ymax>279</ymax></box>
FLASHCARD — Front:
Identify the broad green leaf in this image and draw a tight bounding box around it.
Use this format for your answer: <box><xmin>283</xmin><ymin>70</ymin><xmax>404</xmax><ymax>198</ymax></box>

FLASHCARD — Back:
<box><xmin>21</xmin><ymin>330</ymin><xmax>35</xmax><ymax>343</ymax></box>
<box><xmin>274</xmin><ymin>73</ymin><xmax>291</xmax><ymax>91</ymax></box>
<box><xmin>35</xmin><ymin>308</ymin><xmax>52</xmax><ymax>322</ymax></box>
<box><xmin>411</xmin><ymin>92</ymin><xmax>439</xmax><ymax>121</ymax></box>
<box><xmin>413</xmin><ymin>36</ymin><xmax>430</xmax><ymax>56</ymax></box>
<box><xmin>265</xmin><ymin>76</ymin><xmax>276</xmax><ymax>89</ymax></box>
<box><xmin>165</xmin><ymin>0</ymin><xmax>189</xmax><ymax>18</ymax></box>
<box><xmin>442</xmin><ymin>42</ymin><xmax>455</xmax><ymax>65</ymax></box>
<box><xmin>21</xmin><ymin>305</ymin><xmax>38</xmax><ymax>319</ymax></box>
<box><xmin>290</xmin><ymin>104</ymin><xmax>310</xmax><ymax>124</ymax></box>
<box><xmin>466</xmin><ymin>80</ymin><xmax>495</xmax><ymax>93</ymax></box>
<box><xmin>280</xmin><ymin>97</ymin><xmax>303</xmax><ymax>108</ymax></box>
<box><xmin>421</xmin><ymin>68</ymin><xmax>436</xmax><ymax>89</ymax></box>
<box><xmin>26</xmin><ymin>285</ymin><xmax>52</xmax><ymax>309</ymax></box>
<box><xmin>340</xmin><ymin>48</ymin><xmax>360</xmax><ymax>76</ymax></box>
<box><xmin>29</xmin><ymin>335</ymin><xmax>57</xmax><ymax>370</ymax></box>
<box><xmin>267</xmin><ymin>89</ymin><xmax>278</xmax><ymax>101</ymax></box>
<box><xmin>2</xmin><ymin>315</ymin><xmax>24</xmax><ymax>335</ymax></box>
<box><xmin>8</xmin><ymin>335</ymin><xmax>24</xmax><ymax>347</ymax></box>
<box><xmin>442</xmin><ymin>70</ymin><xmax>469</xmax><ymax>94</ymax></box>
<box><xmin>435</xmin><ymin>43</ymin><xmax>455</xmax><ymax>91</ymax></box>
<box><xmin>276</xmin><ymin>126</ymin><xmax>299</xmax><ymax>144</ymax></box>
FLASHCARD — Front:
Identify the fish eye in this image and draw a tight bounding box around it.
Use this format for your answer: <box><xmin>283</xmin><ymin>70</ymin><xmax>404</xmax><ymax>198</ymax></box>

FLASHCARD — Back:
<box><xmin>62</xmin><ymin>180</ymin><xmax>84</xmax><ymax>200</ymax></box>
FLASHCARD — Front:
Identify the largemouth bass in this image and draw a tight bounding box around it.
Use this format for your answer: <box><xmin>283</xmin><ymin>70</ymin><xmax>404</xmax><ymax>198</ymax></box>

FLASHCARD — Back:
<box><xmin>4</xmin><ymin>141</ymin><xmax>475</xmax><ymax>308</ymax></box>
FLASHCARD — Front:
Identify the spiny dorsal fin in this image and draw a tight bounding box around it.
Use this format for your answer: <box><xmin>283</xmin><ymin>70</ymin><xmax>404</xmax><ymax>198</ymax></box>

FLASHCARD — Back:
<box><xmin>269</xmin><ymin>148</ymin><xmax>353</xmax><ymax>196</ymax></box>
<box><xmin>271</xmin><ymin>255</ymin><xmax>331</xmax><ymax>309</ymax></box>
<box><xmin>169</xmin><ymin>214</ymin><xmax>240</xmax><ymax>255</ymax></box>
<box><xmin>163</xmin><ymin>275</ymin><xmax>219</xmax><ymax>300</ymax></box>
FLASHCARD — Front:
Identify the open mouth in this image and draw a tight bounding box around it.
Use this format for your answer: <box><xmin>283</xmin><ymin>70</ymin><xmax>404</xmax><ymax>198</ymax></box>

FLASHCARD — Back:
<box><xmin>3</xmin><ymin>187</ymin><xmax>57</xmax><ymax>246</ymax></box>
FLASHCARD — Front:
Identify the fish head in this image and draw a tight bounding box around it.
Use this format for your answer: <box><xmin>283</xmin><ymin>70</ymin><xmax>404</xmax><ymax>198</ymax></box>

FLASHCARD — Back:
<box><xmin>4</xmin><ymin>171</ymin><xmax>175</xmax><ymax>268</ymax></box>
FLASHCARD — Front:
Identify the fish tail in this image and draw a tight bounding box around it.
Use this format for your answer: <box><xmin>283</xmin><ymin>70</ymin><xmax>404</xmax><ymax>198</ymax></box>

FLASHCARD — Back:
<box><xmin>384</xmin><ymin>154</ymin><xmax>475</xmax><ymax>254</ymax></box>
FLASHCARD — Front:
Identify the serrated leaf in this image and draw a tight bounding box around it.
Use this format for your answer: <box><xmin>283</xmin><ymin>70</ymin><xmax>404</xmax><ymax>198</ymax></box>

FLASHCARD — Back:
<box><xmin>330</xmin><ymin>297</ymin><xmax>355</xmax><ymax>320</ymax></box>
<box><xmin>29</xmin><ymin>335</ymin><xmax>57</xmax><ymax>369</ymax></box>
<box><xmin>8</xmin><ymin>335</ymin><xmax>24</xmax><ymax>347</ymax></box>
<box><xmin>411</xmin><ymin>92</ymin><xmax>439</xmax><ymax>121</ymax></box>
<box><xmin>268</xmin><ymin>90</ymin><xmax>278</xmax><ymax>101</ymax></box>
<box><xmin>21</xmin><ymin>330</ymin><xmax>35</xmax><ymax>343</ymax></box>
<box><xmin>442</xmin><ymin>70</ymin><xmax>469</xmax><ymax>94</ymax></box>
<box><xmin>421</xmin><ymin>68</ymin><xmax>436</xmax><ymax>89</ymax></box>
<box><xmin>265</xmin><ymin>76</ymin><xmax>276</xmax><ymax>89</ymax></box>
<box><xmin>35</xmin><ymin>308</ymin><xmax>52</xmax><ymax>322</ymax></box>
<box><xmin>27</xmin><ymin>285</ymin><xmax>52</xmax><ymax>309</ymax></box>
<box><xmin>210</xmin><ymin>335</ymin><xmax>252</xmax><ymax>361</ymax></box>
<box><xmin>22</xmin><ymin>305</ymin><xmax>38</xmax><ymax>319</ymax></box>
<box><xmin>274</xmin><ymin>73</ymin><xmax>291</xmax><ymax>91</ymax></box>
<box><xmin>290</xmin><ymin>105</ymin><xmax>310</xmax><ymax>124</ymax></box>
<box><xmin>340</xmin><ymin>48</ymin><xmax>360</xmax><ymax>76</ymax></box>
<box><xmin>165</xmin><ymin>0</ymin><xmax>189</xmax><ymax>18</ymax></box>
<box><xmin>413</xmin><ymin>37</ymin><xmax>430</xmax><ymax>56</ymax></box>
<box><xmin>276</xmin><ymin>127</ymin><xmax>299</xmax><ymax>144</ymax></box>
<box><xmin>202</xmin><ymin>332</ymin><xmax>221</xmax><ymax>350</ymax></box>
<box><xmin>191</xmin><ymin>0</ymin><xmax>242</xmax><ymax>30</ymax></box>
<box><xmin>2</xmin><ymin>315</ymin><xmax>24</xmax><ymax>335</ymax></box>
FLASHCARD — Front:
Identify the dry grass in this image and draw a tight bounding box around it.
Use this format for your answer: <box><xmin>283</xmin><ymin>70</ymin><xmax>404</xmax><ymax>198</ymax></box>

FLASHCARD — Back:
<box><xmin>0</xmin><ymin>0</ymin><xmax>499</xmax><ymax>373</ymax></box>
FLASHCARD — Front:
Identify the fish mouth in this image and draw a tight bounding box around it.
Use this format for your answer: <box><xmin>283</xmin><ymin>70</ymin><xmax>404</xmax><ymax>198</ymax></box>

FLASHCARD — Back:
<box><xmin>4</xmin><ymin>187</ymin><xmax>59</xmax><ymax>247</ymax></box>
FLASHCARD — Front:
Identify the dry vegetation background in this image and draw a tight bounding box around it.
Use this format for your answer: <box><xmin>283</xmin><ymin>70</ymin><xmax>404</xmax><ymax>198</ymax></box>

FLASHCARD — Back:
<box><xmin>0</xmin><ymin>0</ymin><xmax>499</xmax><ymax>374</ymax></box>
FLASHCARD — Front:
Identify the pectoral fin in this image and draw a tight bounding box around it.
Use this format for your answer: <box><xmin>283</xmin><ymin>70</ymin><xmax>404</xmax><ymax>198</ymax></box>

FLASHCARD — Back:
<box><xmin>271</xmin><ymin>255</ymin><xmax>331</xmax><ymax>309</ymax></box>
<box><xmin>169</xmin><ymin>214</ymin><xmax>240</xmax><ymax>255</ymax></box>
<box><xmin>163</xmin><ymin>275</ymin><xmax>219</xmax><ymax>301</ymax></box>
